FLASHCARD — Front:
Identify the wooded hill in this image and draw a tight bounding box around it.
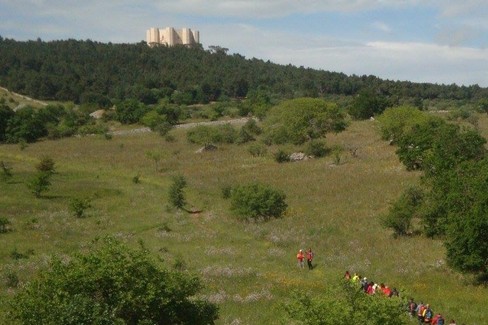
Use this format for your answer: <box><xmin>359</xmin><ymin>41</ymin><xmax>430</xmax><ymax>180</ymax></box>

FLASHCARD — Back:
<box><xmin>1</xmin><ymin>37</ymin><xmax>487</xmax><ymax>106</ymax></box>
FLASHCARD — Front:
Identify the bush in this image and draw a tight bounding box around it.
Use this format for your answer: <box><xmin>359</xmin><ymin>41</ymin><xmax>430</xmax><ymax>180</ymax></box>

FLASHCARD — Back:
<box><xmin>36</xmin><ymin>156</ymin><xmax>55</xmax><ymax>174</ymax></box>
<box><xmin>186</xmin><ymin>124</ymin><xmax>238</xmax><ymax>145</ymax></box>
<box><xmin>169</xmin><ymin>175</ymin><xmax>187</xmax><ymax>209</ymax></box>
<box><xmin>27</xmin><ymin>172</ymin><xmax>52</xmax><ymax>198</ymax></box>
<box><xmin>221</xmin><ymin>185</ymin><xmax>232</xmax><ymax>199</ymax></box>
<box><xmin>274</xmin><ymin>149</ymin><xmax>290</xmax><ymax>163</ymax></box>
<box><xmin>248</xmin><ymin>143</ymin><xmax>267</xmax><ymax>157</ymax></box>
<box><xmin>230</xmin><ymin>182</ymin><xmax>287</xmax><ymax>221</ymax></box>
<box><xmin>9</xmin><ymin>237</ymin><xmax>218</xmax><ymax>324</ymax></box>
<box><xmin>284</xmin><ymin>280</ymin><xmax>409</xmax><ymax>325</ymax></box>
<box><xmin>305</xmin><ymin>139</ymin><xmax>329</xmax><ymax>158</ymax></box>
<box><xmin>69</xmin><ymin>197</ymin><xmax>92</xmax><ymax>218</ymax></box>
<box><xmin>0</xmin><ymin>217</ymin><xmax>11</xmax><ymax>233</ymax></box>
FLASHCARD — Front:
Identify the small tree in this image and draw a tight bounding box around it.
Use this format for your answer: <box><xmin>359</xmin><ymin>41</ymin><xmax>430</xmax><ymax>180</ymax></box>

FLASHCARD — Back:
<box><xmin>169</xmin><ymin>175</ymin><xmax>187</xmax><ymax>209</ymax></box>
<box><xmin>382</xmin><ymin>186</ymin><xmax>423</xmax><ymax>237</ymax></box>
<box><xmin>27</xmin><ymin>172</ymin><xmax>52</xmax><ymax>198</ymax></box>
<box><xmin>230</xmin><ymin>183</ymin><xmax>287</xmax><ymax>221</ymax></box>
<box><xmin>69</xmin><ymin>197</ymin><xmax>92</xmax><ymax>218</ymax></box>
<box><xmin>35</xmin><ymin>156</ymin><xmax>56</xmax><ymax>174</ymax></box>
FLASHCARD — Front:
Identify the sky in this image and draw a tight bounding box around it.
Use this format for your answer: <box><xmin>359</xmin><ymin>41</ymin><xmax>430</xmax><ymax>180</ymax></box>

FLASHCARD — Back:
<box><xmin>1</xmin><ymin>0</ymin><xmax>488</xmax><ymax>87</ymax></box>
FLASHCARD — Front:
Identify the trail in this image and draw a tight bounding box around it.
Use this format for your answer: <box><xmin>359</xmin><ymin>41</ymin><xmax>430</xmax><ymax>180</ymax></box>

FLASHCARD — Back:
<box><xmin>109</xmin><ymin>117</ymin><xmax>253</xmax><ymax>136</ymax></box>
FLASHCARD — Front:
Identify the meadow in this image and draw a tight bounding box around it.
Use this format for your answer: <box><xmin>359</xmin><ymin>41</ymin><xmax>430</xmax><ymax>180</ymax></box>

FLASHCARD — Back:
<box><xmin>1</xmin><ymin>114</ymin><xmax>487</xmax><ymax>324</ymax></box>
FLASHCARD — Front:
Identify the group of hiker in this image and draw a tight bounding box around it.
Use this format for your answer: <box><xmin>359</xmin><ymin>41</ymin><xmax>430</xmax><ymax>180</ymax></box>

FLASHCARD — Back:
<box><xmin>295</xmin><ymin>250</ymin><xmax>463</xmax><ymax>324</ymax></box>
<box><xmin>296</xmin><ymin>248</ymin><xmax>314</xmax><ymax>270</ymax></box>
<box><xmin>344</xmin><ymin>270</ymin><xmax>460</xmax><ymax>325</ymax></box>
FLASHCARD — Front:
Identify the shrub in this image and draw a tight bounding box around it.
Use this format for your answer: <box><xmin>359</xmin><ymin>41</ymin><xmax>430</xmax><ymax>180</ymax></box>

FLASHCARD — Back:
<box><xmin>305</xmin><ymin>139</ymin><xmax>329</xmax><ymax>158</ymax></box>
<box><xmin>9</xmin><ymin>237</ymin><xmax>218</xmax><ymax>324</ymax></box>
<box><xmin>221</xmin><ymin>185</ymin><xmax>232</xmax><ymax>199</ymax></box>
<box><xmin>0</xmin><ymin>217</ymin><xmax>11</xmax><ymax>233</ymax></box>
<box><xmin>27</xmin><ymin>172</ymin><xmax>52</xmax><ymax>198</ymax></box>
<box><xmin>284</xmin><ymin>280</ymin><xmax>409</xmax><ymax>325</ymax></box>
<box><xmin>274</xmin><ymin>149</ymin><xmax>290</xmax><ymax>163</ymax></box>
<box><xmin>5</xmin><ymin>270</ymin><xmax>19</xmax><ymax>288</ymax></box>
<box><xmin>35</xmin><ymin>156</ymin><xmax>55</xmax><ymax>174</ymax></box>
<box><xmin>230</xmin><ymin>182</ymin><xmax>287</xmax><ymax>221</ymax></box>
<box><xmin>169</xmin><ymin>175</ymin><xmax>187</xmax><ymax>209</ymax></box>
<box><xmin>186</xmin><ymin>124</ymin><xmax>238</xmax><ymax>145</ymax></box>
<box><xmin>248</xmin><ymin>143</ymin><xmax>267</xmax><ymax>157</ymax></box>
<box><xmin>69</xmin><ymin>197</ymin><xmax>92</xmax><ymax>218</ymax></box>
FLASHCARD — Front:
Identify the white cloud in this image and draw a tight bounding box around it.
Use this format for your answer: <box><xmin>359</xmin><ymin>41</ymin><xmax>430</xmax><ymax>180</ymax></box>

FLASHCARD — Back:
<box><xmin>371</xmin><ymin>21</ymin><xmax>392</xmax><ymax>33</ymax></box>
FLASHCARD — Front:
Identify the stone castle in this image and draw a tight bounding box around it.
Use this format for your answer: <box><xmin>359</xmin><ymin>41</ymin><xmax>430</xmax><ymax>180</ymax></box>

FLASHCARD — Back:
<box><xmin>146</xmin><ymin>27</ymin><xmax>200</xmax><ymax>47</ymax></box>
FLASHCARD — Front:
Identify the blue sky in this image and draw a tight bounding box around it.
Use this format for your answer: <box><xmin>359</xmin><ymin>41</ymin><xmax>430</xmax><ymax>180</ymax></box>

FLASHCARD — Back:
<box><xmin>1</xmin><ymin>0</ymin><xmax>487</xmax><ymax>86</ymax></box>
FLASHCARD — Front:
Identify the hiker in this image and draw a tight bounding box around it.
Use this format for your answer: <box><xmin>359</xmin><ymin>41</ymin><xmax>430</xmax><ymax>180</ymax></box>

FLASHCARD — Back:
<box><xmin>448</xmin><ymin>320</ymin><xmax>456</xmax><ymax>325</ymax></box>
<box><xmin>389</xmin><ymin>287</ymin><xmax>399</xmax><ymax>297</ymax></box>
<box><xmin>366</xmin><ymin>281</ymin><xmax>375</xmax><ymax>295</ymax></box>
<box><xmin>296</xmin><ymin>249</ymin><xmax>305</xmax><ymax>268</ymax></box>
<box><xmin>416</xmin><ymin>301</ymin><xmax>425</xmax><ymax>325</ymax></box>
<box><xmin>422</xmin><ymin>304</ymin><xmax>433</xmax><ymax>323</ymax></box>
<box><xmin>407</xmin><ymin>298</ymin><xmax>417</xmax><ymax>317</ymax></box>
<box><xmin>432</xmin><ymin>313</ymin><xmax>445</xmax><ymax>325</ymax></box>
<box><xmin>306</xmin><ymin>248</ymin><xmax>314</xmax><ymax>270</ymax></box>
<box><xmin>344</xmin><ymin>270</ymin><xmax>351</xmax><ymax>280</ymax></box>
<box><xmin>352</xmin><ymin>272</ymin><xmax>360</xmax><ymax>283</ymax></box>
<box><xmin>380</xmin><ymin>283</ymin><xmax>391</xmax><ymax>296</ymax></box>
<box><xmin>360</xmin><ymin>277</ymin><xmax>368</xmax><ymax>292</ymax></box>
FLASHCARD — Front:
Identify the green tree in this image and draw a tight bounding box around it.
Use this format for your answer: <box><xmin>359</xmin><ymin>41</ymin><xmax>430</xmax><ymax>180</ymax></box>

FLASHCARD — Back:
<box><xmin>27</xmin><ymin>172</ymin><xmax>52</xmax><ymax>198</ymax></box>
<box><xmin>263</xmin><ymin>98</ymin><xmax>346</xmax><ymax>145</ymax></box>
<box><xmin>0</xmin><ymin>103</ymin><xmax>15</xmax><ymax>142</ymax></box>
<box><xmin>115</xmin><ymin>99</ymin><xmax>148</xmax><ymax>124</ymax></box>
<box><xmin>442</xmin><ymin>159</ymin><xmax>488</xmax><ymax>279</ymax></box>
<box><xmin>382</xmin><ymin>186</ymin><xmax>423</xmax><ymax>237</ymax></box>
<box><xmin>349</xmin><ymin>88</ymin><xmax>389</xmax><ymax>120</ymax></box>
<box><xmin>377</xmin><ymin>105</ymin><xmax>426</xmax><ymax>143</ymax></box>
<box><xmin>9</xmin><ymin>237</ymin><xmax>218</xmax><ymax>324</ymax></box>
<box><xmin>169</xmin><ymin>174</ymin><xmax>187</xmax><ymax>209</ymax></box>
<box><xmin>230</xmin><ymin>182</ymin><xmax>287</xmax><ymax>220</ymax></box>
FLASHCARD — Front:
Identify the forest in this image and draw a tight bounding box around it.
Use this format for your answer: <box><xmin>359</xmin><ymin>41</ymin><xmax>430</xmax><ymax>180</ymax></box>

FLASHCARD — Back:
<box><xmin>1</xmin><ymin>37</ymin><xmax>488</xmax><ymax>106</ymax></box>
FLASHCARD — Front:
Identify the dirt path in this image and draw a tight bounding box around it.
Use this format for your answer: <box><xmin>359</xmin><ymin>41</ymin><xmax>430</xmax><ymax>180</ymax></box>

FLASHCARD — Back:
<box><xmin>109</xmin><ymin>117</ymin><xmax>253</xmax><ymax>136</ymax></box>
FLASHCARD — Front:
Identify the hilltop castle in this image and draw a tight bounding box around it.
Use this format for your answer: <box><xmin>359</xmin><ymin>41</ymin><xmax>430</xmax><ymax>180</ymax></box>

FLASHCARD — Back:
<box><xmin>146</xmin><ymin>27</ymin><xmax>200</xmax><ymax>47</ymax></box>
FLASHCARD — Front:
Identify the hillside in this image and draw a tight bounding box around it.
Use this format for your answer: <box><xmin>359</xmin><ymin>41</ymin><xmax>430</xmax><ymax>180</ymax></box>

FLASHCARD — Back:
<box><xmin>1</xmin><ymin>113</ymin><xmax>488</xmax><ymax>323</ymax></box>
<box><xmin>1</xmin><ymin>37</ymin><xmax>488</xmax><ymax>107</ymax></box>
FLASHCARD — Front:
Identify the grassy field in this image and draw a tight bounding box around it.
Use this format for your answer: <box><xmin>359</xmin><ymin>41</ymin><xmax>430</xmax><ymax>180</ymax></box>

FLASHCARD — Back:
<box><xmin>1</xmin><ymin>115</ymin><xmax>487</xmax><ymax>324</ymax></box>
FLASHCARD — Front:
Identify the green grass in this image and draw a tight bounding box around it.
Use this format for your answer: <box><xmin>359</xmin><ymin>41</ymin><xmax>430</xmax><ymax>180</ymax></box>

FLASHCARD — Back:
<box><xmin>1</xmin><ymin>117</ymin><xmax>488</xmax><ymax>324</ymax></box>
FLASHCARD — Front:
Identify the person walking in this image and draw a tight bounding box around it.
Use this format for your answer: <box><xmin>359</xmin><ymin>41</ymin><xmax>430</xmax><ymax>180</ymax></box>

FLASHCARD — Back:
<box><xmin>306</xmin><ymin>248</ymin><xmax>314</xmax><ymax>270</ymax></box>
<box><xmin>296</xmin><ymin>249</ymin><xmax>305</xmax><ymax>268</ymax></box>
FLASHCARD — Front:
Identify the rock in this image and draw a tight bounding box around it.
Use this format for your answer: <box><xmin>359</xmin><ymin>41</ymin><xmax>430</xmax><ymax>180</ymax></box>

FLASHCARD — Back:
<box><xmin>89</xmin><ymin>109</ymin><xmax>105</xmax><ymax>119</ymax></box>
<box><xmin>289</xmin><ymin>152</ymin><xmax>308</xmax><ymax>161</ymax></box>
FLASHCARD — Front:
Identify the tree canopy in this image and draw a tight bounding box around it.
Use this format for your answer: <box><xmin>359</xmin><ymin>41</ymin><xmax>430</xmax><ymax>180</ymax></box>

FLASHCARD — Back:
<box><xmin>263</xmin><ymin>98</ymin><xmax>347</xmax><ymax>145</ymax></box>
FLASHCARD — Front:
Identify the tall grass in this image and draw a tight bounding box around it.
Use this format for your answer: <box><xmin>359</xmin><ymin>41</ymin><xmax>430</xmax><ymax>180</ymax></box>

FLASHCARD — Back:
<box><xmin>1</xmin><ymin>117</ymin><xmax>487</xmax><ymax>324</ymax></box>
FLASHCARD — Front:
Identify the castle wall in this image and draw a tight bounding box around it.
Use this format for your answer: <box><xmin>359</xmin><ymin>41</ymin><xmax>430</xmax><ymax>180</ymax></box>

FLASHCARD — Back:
<box><xmin>146</xmin><ymin>27</ymin><xmax>200</xmax><ymax>47</ymax></box>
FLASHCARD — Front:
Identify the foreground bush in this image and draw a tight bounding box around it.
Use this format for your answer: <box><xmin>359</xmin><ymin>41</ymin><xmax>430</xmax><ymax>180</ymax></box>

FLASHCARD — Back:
<box><xmin>230</xmin><ymin>183</ymin><xmax>287</xmax><ymax>220</ymax></box>
<box><xmin>283</xmin><ymin>280</ymin><xmax>408</xmax><ymax>325</ymax></box>
<box><xmin>9</xmin><ymin>237</ymin><xmax>218</xmax><ymax>324</ymax></box>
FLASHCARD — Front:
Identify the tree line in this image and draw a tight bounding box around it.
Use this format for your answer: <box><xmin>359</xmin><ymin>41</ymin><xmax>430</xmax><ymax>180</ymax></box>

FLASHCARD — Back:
<box><xmin>378</xmin><ymin>106</ymin><xmax>488</xmax><ymax>281</ymax></box>
<box><xmin>1</xmin><ymin>37</ymin><xmax>488</xmax><ymax>107</ymax></box>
